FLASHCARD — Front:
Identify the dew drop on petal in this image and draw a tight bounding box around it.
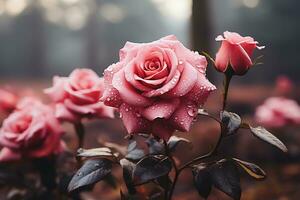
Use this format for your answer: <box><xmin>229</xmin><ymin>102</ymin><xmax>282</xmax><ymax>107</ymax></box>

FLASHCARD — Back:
<box><xmin>187</xmin><ymin>107</ymin><xmax>197</xmax><ymax>117</ymax></box>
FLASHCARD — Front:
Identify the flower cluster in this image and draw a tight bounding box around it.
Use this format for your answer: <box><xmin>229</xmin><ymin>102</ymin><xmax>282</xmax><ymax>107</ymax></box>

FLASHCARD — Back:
<box><xmin>0</xmin><ymin>31</ymin><xmax>286</xmax><ymax>200</ymax></box>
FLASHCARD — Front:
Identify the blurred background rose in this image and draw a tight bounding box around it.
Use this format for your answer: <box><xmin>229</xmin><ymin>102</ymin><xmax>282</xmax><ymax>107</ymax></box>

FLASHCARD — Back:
<box><xmin>0</xmin><ymin>0</ymin><xmax>300</xmax><ymax>199</ymax></box>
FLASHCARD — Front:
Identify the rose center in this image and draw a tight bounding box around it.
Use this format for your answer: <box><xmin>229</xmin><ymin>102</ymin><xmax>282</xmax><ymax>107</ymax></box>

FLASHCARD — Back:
<box><xmin>78</xmin><ymin>78</ymin><xmax>94</xmax><ymax>90</ymax></box>
<box><xmin>144</xmin><ymin>59</ymin><xmax>162</xmax><ymax>72</ymax></box>
<box><xmin>12</xmin><ymin>115</ymin><xmax>32</xmax><ymax>133</ymax></box>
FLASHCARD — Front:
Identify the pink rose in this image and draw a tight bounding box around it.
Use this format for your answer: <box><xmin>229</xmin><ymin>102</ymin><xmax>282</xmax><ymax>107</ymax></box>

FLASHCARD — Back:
<box><xmin>275</xmin><ymin>75</ymin><xmax>293</xmax><ymax>95</ymax></box>
<box><xmin>215</xmin><ymin>31</ymin><xmax>264</xmax><ymax>75</ymax></box>
<box><xmin>255</xmin><ymin>97</ymin><xmax>300</xmax><ymax>128</ymax></box>
<box><xmin>45</xmin><ymin>68</ymin><xmax>115</xmax><ymax>122</ymax></box>
<box><xmin>0</xmin><ymin>98</ymin><xmax>65</xmax><ymax>162</ymax></box>
<box><xmin>0</xmin><ymin>89</ymin><xmax>18</xmax><ymax>113</ymax></box>
<box><xmin>102</xmin><ymin>35</ymin><xmax>216</xmax><ymax>140</ymax></box>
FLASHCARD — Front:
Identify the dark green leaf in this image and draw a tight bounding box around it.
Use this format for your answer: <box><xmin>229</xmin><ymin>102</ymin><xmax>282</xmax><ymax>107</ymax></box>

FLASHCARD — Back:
<box><xmin>220</xmin><ymin>111</ymin><xmax>241</xmax><ymax>135</ymax></box>
<box><xmin>167</xmin><ymin>136</ymin><xmax>191</xmax><ymax>152</ymax></box>
<box><xmin>77</xmin><ymin>147</ymin><xmax>118</xmax><ymax>161</ymax></box>
<box><xmin>133</xmin><ymin>156</ymin><xmax>172</xmax><ymax>185</ymax></box>
<box><xmin>210</xmin><ymin>160</ymin><xmax>241</xmax><ymax>200</ymax></box>
<box><xmin>126</xmin><ymin>140</ymin><xmax>146</xmax><ymax>161</ymax></box>
<box><xmin>120</xmin><ymin>158</ymin><xmax>136</xmax><ymax>194</ymax></box>
<box><xmin>146</xmin><ymin>137</ymin><xmax>164</xmax><ymax>155</ymax></box>
<box><xmin>233</xmin><ymin>158</ymin><xmax>266</xmax><ymax>180</ymax></box>
<box><xmin>250</xmin><ymin>126</ymin><xmax>288</xmax><ymax>152</ymax></box>
<box><xmin>192</xmin><ymin>164</ymin><xmax>212</xmax><ymax>199</ymax></box>
<box><xmin>68</xmin><ymin>159</ymin><xmax>112</xmax><ymax>192</ymax></box>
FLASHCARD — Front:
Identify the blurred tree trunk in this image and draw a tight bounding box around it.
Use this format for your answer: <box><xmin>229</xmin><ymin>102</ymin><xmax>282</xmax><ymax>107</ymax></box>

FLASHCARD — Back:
<box><xmin>86</xmin><ymin>2</ymin><xmax>99</xmax><ymax>70</ymax></box>
<box><xmin>191</xmin><ymin>0</ymin><xmax>211</xmax><ymax>53</ymax></box>
<box><xmin>191</xmin><ymin>0</ymin><xmax>217</xmax><ymax>80</ymax></box>
<box><xmin>28</xmin><ymin>6</ymin><xmax>46</xmax><ymax>77</ymax></box>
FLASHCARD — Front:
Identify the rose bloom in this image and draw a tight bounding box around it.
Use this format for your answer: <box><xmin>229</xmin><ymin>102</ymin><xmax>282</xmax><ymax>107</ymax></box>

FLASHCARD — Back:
<box><xmin>102</xmin><ymin>35</ymin><xmax>216</xmax><ymax>140</ymax></box>
<box><xmin>215</xmin><ymin>31</ymin><xmax>264</xmax><ymax>75</ymax></box>
<box><xmin>45</xmin><ymin>68</ymin><xmax>115</xmax><ymax>122</ymax></box>
<box><xmin>0</xmin><ymin>89</ymin><xmax>18</xmax><ymax>113</ymax></box>
<box><xmin>0</xmin><ymin>98</ymin><xmax>65</xmax><ymax>162</ymax></box>
<box><xmin>275</xmin><ymin>75</ymin><xmax>293</xmax><ymax>95</ymax></box>
<box><xmin>255</xmin><ymin>97</ymin><xmax>300</xmax><ymax>128</ymax></box>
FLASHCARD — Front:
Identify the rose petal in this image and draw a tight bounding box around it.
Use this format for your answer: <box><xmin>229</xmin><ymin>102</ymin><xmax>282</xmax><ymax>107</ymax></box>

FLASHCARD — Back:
<box><xmin>142</xmin><ymin>98</ymin><xmax>180</xmax><ymax>120</ymax></box>
<box><xmin>215</xmin><ymin>41</ymin><xmax>231</xmax><ymax>72</ymax></box>
<box><xmin>230</xmin><ymin>44</ymin><xmax>252</xmax><ymax>75</ymax></box>
<box><xmin>164</xmin><ymin>62</ymin><xmax>198</xmax><ymax>97</ymax></box>
<box><xmin>142</xmin><ymin>70</ymin><xmax>181</xmax><ymax>97</ymax></box>
<box><xmin>169</xmin><ymin>101</ymin><xmax>198</xmax><ymax>132</ymax></box>
<box><xmin>124</xmin><ymin>60</ymin><xmax>153</xmax><ymax>92</ymax></box>
<box><xmin>104</xmin><ymin>63</ymin><xmax>124</xmax><ymax>86</ymax></box>
<box><xmin>0</xmin><ymin>131</ymin><xmax>20</xmax><ymax>149</ymax></box>
<box><xmin>119</xmin><ymin>41</ymin><xmax>139</xmax><ymax>61</ymax></box>
<box><xmin>134</xmin><ymin>75</ymin><xmax>167</xmax><ymax>87</ymax></box>
<box><xmin>185</xmin><ymin>73</ymin><xmax>216</xmax><ymax>106</ymax></box>
<box><xmin>44</xmin><ymin>76</ymin><xmax>68</xmax><ymax>102</ymax></box>
<box><xmin>239</xmin><ymin>42</ymin><xmax>257</xmax><ymax>57</ymax></box>
<box><xmin>119</xmin><ymin>103</ymin><xmax>151</xmax><ymax>134</ymax></box>
<box><xmin>55</xmin><ymin>103</ymin><xmax>79</xmax><ymax>122</ymax></box>
<box><xmin>0</xmin><ymin>148</ymin><xmax>21</xmax><ymax>162</ymax></box>
<box><xmin>65</xmin><ymin>83</ymin><xmax>97</xmax><ymax>104</ymax></box>
<box><xmin>101</xmin><ymin>86</ymin><xmax>122</xmax><ymax>108</ymax></box>
<box><xmin>112</xmin><ymin>69</ymin><xmax>153</xmax><ymax>106</ymax></box>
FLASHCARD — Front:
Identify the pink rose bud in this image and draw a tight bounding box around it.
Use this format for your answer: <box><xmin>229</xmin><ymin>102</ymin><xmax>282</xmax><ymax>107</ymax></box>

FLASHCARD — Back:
<box><xmin>45</xmin><ymin>68</ymin><xmax>115</xmax><ymax>122</ymax></box>
<box><xmin>0</xmin><ymin>89</ymin><xmax>18</xmax><ymax>113</ymax></box>
<box><xmin>255</xmin><ymin>97</ymin><xmax>300</xmax><ymax>128</ymax></box>
<box><xmin>0</xmin><ymin>97</ymin><xmax>65</xmax><ymax>162</ymax></box>
<box><xmin>102</xmin><ymin>35</ymin><xmax>216</xmax><ymax>140</ymax></box>
<box><xmin>215</xmin><ymin>31</ymin><xmax>264</xmax><ymax>75</ymax></box>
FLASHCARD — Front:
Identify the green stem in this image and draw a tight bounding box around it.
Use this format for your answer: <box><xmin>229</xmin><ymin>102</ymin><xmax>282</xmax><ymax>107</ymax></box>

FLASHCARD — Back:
<box><xmin>164</xmin><ymin>70</ymin><xmax>234</xmax><ymax>199</ymax></box>
<box><xmin>222</xmin><ymin>72</ymin><xmax>232</xmax><ymax>111</ymax></box>
<box><xmin>163</xmin><ymin>140</ymin><xmax>179</xmax><ymax>200</ymax></box>
<box><xmin>74</xmin><ymin>121</ymin><xmax>85</xmax><ymax>148</ymax></box>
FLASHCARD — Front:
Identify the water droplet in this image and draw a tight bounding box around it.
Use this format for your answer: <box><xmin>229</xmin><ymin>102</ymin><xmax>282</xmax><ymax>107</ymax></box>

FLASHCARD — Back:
<box><xmin>125</xmin><ymin>108</ymin><xmax>129</xmax><ymax>112</ymax></box>
<box><xmin>136</xmin><ymin>112</ymin><xmax>141</xmax><ymax>117</ymax></box>
<box><xmin>107</xmin><ymin>98</ymin><xmax>111</xmax><ymax>101</ymax></box>
<box><xmin>187</xmin><ymin>108</ymin><xmax>197</xmax><ymax>117</ymax></box>
<box><xmin>178</xmin><ymin>60</ymin><xmax>183</xmax><ymax>65</ymax></box>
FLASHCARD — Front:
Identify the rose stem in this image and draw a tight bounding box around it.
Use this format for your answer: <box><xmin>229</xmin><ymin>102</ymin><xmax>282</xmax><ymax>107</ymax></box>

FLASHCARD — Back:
<box><xmin>165</xmin><ymin>70</ymin><xmax>234</xmax><ymax>199</ymax></box>
<box><xmin>222</xmin><ymin>70</ymin><xmax>233</xmax><ymax>110</ymax></box>
<box><xmin>34</xmin><ymin>156</ymin><xmax>57</xmax><ymax>194</ymax></box>
<box><xmin>74</xmin><ymin>120</ymin><xmax>85</xmax><ymax>148</ymax></box>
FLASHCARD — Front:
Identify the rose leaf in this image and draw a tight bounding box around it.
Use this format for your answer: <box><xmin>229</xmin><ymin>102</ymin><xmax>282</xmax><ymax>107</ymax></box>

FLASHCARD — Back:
<box><xmin>133</xmin><ymin>156</ymin><xmax>172</xmax><ymax>185</ymax></box>
<box><xmin>249</xmin><ymin>126</ymin><xmax>288</xmax><ymax>152</ymax></box>
<box><xmin>68</xmin><ymin>159</ymin><xmax>112</xmax><ymax>192</ymax></box>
